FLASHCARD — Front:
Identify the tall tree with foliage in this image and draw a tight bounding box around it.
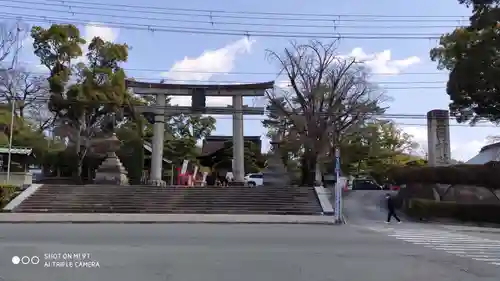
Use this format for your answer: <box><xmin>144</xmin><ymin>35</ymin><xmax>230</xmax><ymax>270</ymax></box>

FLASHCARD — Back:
<box><xmin>265</xmin><ymin>40</ymin><xmax>386</xmax><ymax>185</ymax></box>
<box><xmin>31</xmin><ymin>24</ymin><xmax>131</xmax><ymax>180</ymax></box>
<box><xmin>164</xmin><ymin>113</ymin><xmax>216</xmax><ymax>164</ymax></box>
<box><xmin>430</xmin><ymin>0</ymin><xmax>500</xmax><ymax>124</ymax></box>
<box><xmin>339</xmin><ymin>121</ymin><xmax>419</xmax><ymax>180</ymax></box>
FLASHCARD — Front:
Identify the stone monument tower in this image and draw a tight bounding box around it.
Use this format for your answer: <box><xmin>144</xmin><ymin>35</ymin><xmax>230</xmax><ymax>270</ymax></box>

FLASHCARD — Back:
<box><xmin>427</xmin><ymin>109</ymin><xmax>451</xmax><ymax>166</ymax></box>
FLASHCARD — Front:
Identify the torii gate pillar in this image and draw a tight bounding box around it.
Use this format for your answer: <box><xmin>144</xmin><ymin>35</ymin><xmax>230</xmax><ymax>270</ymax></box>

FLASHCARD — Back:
<box><xmin>232</xmin><ymin>95</ymin><xmax>245</xmax><ymax>183</ymax></box>
<box><xmin>150</xmin><ymin>93</ymin><xmax>166</xmax><ymax>185</ymax></box>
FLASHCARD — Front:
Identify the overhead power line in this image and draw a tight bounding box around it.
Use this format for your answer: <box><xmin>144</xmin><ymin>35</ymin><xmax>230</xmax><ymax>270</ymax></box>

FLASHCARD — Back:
<box><xmin>0</xmin><ymin>3</ymin><xmax>467</xmax><ymax>30</ymax></box>
<box><xmin>5</xmin><ymin>0</ymin><xmax>469</xmax><ymax>21</ymax></box>
<box><xmin>7</xmin><ymin>70</ymin><xmax>449</xmax><ymax>85</ymax></box>
<box><xmin>152</xmin><ymin>116</ymin><xmax>500</xmax><ymax>127</ymax></box>
<box><xmin>12</xmin><ymin>65</ymin><xmax>452</xmax><ymax>76</ymax></box>
<box><xmin>0</xmin><ymin>13</ymin><xmax>449</xmax><ymax>40</ymax></box>
<box><xmin>0</xmin><ymin>98</ymin><xmax>484</xmax><ymax>123</ymax></box>
<box><xmin>0</xmin><ymin>0</ymin><xmax>471</xmax><ymax>30</ymax></box>
<box><xmin>2</xmin><ymin>74</ymin><xmax>449</xmax><ymax>89</ymax></box>
<box><xmin>3</xmin><ymin>98</ymin><xmax>495</xmax><ymax>127</ymax></box>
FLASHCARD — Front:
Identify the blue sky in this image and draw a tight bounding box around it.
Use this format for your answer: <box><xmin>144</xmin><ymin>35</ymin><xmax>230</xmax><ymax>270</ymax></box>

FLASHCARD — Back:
<box><xmin>4</xmin><ymin>0</ymin><xmax>494</xmax><ymax>161</ymax></box>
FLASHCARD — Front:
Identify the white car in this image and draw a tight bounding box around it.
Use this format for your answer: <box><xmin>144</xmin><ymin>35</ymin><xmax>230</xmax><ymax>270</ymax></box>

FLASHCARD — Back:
<box><xmin>244</xmin><ymin>173</ymin><xmax>263</xmax><ymax>187</ymax></box>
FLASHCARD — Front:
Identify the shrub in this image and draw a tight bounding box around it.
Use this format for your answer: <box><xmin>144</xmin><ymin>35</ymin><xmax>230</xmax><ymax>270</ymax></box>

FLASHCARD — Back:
<box><xmin>387</xmin><ymin>161</ymin><xmax>500</xmax><ymax>189</ymax></box>
<box><xmin>0</xmin><ymin>184</ymin><xmax>17</xmax><ymax>198</ymax></box>
<box><xmin>0</xmin><ymin>184</ymin><xmax>19</xmax><ymax>207</ymax></box>
<box><xmin>405</xmin><ymin>199</ymin><xmax>500</xmax><ymax>224</ymax></box>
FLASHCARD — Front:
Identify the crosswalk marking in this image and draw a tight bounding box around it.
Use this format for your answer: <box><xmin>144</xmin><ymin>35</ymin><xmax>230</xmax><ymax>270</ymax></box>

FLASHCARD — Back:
<box><xmin>366</xmin><ymin>225</ymin><xmax>500</xmax><ymax>267</ymax></box>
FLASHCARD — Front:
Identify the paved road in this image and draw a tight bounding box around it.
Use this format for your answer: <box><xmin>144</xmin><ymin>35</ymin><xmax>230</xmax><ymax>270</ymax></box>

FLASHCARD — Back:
<box><xmin>0</xmin><ymin>223</ymin><xmax>499</xmax><ymax>281</ymax></box>
<box><xmin>342</xmin><ymin>190</ymin><xmax>402</xmax><ymax>224</ymax></box>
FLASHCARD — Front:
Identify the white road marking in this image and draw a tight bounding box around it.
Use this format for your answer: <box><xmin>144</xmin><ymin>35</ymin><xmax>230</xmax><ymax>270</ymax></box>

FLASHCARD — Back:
<box><xmin>366</xmin><ymin>225</ymin><xmax>500</xmax><ymax>267</ymax></box>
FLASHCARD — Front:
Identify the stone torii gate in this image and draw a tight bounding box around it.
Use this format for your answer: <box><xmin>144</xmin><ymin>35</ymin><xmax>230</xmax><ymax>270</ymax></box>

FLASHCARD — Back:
<box><xmin>126</xmin><ymin>80</ymin><xmax>274</xmax><ymax>186</ymax></box>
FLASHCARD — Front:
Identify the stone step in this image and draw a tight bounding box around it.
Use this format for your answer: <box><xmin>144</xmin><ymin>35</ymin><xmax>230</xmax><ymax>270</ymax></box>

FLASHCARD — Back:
<box><xmin>15</xmin><ymin>209</ymin><xmax>320</xmax><ymax>215</ymax></box>
<box><xmin>20</xmin><ymin>194</ymin><xmax>316</xmax><ymax>198</ymax></box>
<box><xmin>16</xmin><ymin>203</ymin><xmax>319</xmax><ymax>209</ymax></box>
<box><xmin>13</xmin><ymin>184</ymin><xmax>323</xmax><ymax>215</ymax></box>
<box><xmin>16</xmin><ymin>201</ymin><xmax>318</xmax><ymax>206</ymax></box>
<box><xmin>23</xmin><ymin>190</ymin><xmax>313</xmax><ymax>195</ymax></box>
<box><xmin>31</xmin><ymin>192</ymin><xmax>312</xmax><ymax>195</ymax></box>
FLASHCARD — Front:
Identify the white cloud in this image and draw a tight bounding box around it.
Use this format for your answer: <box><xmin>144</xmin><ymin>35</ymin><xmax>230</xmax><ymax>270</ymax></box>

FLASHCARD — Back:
<box><xmin>401</xmin><ymin>126</ymin><xmax>428</xmax><ymax>156</ymax></box>
<box><xmin>400</xmin><ymin>125</ymin><xmax>487</xmax><ymax>162</ymax></box>
<box><xmin>274</xmin><ymin>48</ymin><xmax>420</xmax><ymax>91</ymax></box>
<box><xmin>451</xmin><ymin>140</ymin><xmax>487</xmax><ymax>162</ymax></box>
<box><xmin>75</xmin><ymin>23</ymin><xmax>119</xmax><ymax>64</ymax></box>
<box><xmin>275</xmin><ymin>80</ymin><xmax>290</xmax><ymax>89</ymax></box>
<box><xmin>345</xmin><ymin>48</ymin><xmax>420</xmax><ymax>75</ymax></box>
<box><xmin>84</xmin><ymin>23</ymin><xmax>119</xmax><ymax>43</ymax></box>
<box><xmin>160</xmin><ymin>37</ymin><xmax>256</xmax><ymax>106</ymax></box>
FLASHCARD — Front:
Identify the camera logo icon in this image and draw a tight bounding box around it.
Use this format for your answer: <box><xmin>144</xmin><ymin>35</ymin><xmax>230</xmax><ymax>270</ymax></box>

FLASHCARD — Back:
<box><xmin>12</xmin><ymin>256</ymin><xmax>40</xmax><ymax>265</ymax></box>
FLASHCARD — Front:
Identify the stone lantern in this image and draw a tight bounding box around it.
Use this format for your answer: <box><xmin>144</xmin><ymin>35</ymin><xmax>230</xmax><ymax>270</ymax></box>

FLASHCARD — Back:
<box><xmin>262</xmin><ymin>131</ymin><xmax>289</xmax><ymax>187</ymax></box>
<box><xmin>93</xmin><ymin>133</ymin><xmax>129</xmax><ymax>185</ymax></box>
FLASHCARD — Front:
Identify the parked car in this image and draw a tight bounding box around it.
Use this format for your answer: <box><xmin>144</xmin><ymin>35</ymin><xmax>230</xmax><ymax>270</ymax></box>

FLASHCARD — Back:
<box><xmin>351</xmin><ymin>179</ymin><xmax>383</xmax><ymax>190</ymax></box>
<box><xmin>244</xmin><ymin>173</ymin><xmax>263</xmax><ymax>187</ymax></box>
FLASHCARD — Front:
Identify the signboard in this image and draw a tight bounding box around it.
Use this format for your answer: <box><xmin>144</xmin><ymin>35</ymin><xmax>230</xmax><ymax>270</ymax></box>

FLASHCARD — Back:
<box><xmin>191</xmin><ymin>88</ymin><xmax>206</xmax><ymax>113</ymax></box>
<box><xmin>334</xmin><ymin>148</ymin><xmax>342</xmax><ymax>222</ymax></box>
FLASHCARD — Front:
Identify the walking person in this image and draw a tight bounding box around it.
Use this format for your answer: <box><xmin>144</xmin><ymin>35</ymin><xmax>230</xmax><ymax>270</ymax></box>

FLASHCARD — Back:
<box><xmin>385</xmin><ymin>193</ymin><xmax>402</xmax><ymax>224</ymax></box>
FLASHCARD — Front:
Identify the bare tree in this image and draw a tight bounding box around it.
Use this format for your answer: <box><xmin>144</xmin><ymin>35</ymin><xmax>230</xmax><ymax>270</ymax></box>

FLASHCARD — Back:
<box><xmin>0</xmin><ymin>22</ymin><xmax>54</xmax><ymax>132</ymax></box>
<box><xmin>486</xmin><ymin>135</ymin><xmax>500</xmax><ymax>145</ymax></box>
<box><xmin>0</xmin><ymin>68</ymin><xmax>49</xmax><ymax>117</ymax></box>
<box><xmin>0</xmin><ymin>21</ymin><xmax>24</xmax><ymax>68</ymax></box>
<box><xmin>266</xmin><ymin>40</ymin><xmax>386</xmax><ymax>185</ymax></box>
<box><xmin>26</xmin><ymin>101</ymin><xmax>56</xmax><ymax>132</ymax></box>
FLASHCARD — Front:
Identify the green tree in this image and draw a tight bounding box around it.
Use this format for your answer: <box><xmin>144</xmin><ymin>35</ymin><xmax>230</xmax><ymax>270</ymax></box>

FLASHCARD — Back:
<box><xmin>326</xmin><ymin>121</ymin><xmax>419</xmax><ymax>182</ymax></box>
<box><xmin>430</xmin><ymin>0</ymin><xmax>500</xmax><ymax>123</ymax></box>
<box><xmin>137</xmin><ymin>95</ymin><xmax>216</xmax><ymax>166</ymax></box>
<box><xmin>0</xmin><ymin>104</ymin><xmax>63</xmax><ymax>169</ymax></box>
<box><xmin>31</xmin><ymin>24</ymin><xmax>131</xmax><ymax>180</ymax></box>
<box><xmin>164</xmin><ymin>113</ymin><xmax>216</xmax><ymax>165</ymax></box>
<box><xmin>210</xmin><ymin>140</ymin><xmax>265</xmax><ymax>174</ymax></box>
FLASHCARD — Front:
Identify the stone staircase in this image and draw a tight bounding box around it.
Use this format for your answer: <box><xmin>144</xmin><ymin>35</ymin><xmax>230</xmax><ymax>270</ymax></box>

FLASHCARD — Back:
<box><xmin>12</xmin><ymin>185</ymin><xmax>324</xmax><ymax>215</ymax></box>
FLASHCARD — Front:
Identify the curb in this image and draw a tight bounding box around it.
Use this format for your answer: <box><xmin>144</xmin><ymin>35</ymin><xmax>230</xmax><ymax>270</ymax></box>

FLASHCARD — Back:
<box><xmin>0</xmin><ymin>220</ymin><xmax>337</xmax><ymax>225</ymax></box>
<box><xmin>400</xmin><ymin>214</ymin><xmax>500</xmax><ymax>229</ymax></box>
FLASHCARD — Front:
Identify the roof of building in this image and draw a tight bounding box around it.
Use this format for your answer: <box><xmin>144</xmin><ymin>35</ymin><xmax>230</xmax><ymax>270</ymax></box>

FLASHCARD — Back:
<box><xmin>479</xmin><ymin>142</ymin><xmax>500</xmax><ymax>153</ymax></box>
<box><xmin>201</xmin><ymin>136</ymin><xmax>262</xmax><ymax>156</ymax></box>
<box><xmin>464</xmin><ymin>141</ymin><xmax>500</xmax><ymax>164</ymax></box>
<box><xmin>126</xmin><ymin>80</ymin><xmax>274</xmax><ymax>91</ymax></box>
<box><xmin>0</xmin><ymin>147</ymin><xmax>32</xmax><ymax>155</ymax></box>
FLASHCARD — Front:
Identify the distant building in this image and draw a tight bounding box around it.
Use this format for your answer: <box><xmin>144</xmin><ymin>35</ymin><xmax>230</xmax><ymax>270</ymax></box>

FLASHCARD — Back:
<box><xmin>197</xmin><ymin>136</ymin><xmax>262</xmax><ymax>175</ymax></box>
<box><xmin>466</xmin><ymin>142</ymin><xmax>500</xmax><ymax>164</ymax></box>
<box><xmin>199</xmin><ymin>136</ymin><xmax>262</xmax><ymax>157</ymax></box>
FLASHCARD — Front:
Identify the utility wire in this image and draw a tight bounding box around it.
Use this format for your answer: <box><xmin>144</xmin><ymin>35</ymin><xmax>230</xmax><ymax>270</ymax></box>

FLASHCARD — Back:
<box><xmin>1</xmin><ymin>71</ymin><xmax>448</xmax><ymax>85</ymax></box>
<box><xmin>9</xmin><ymin>65</ymin><xmax>452</xmax><ymax>76</ymax></box>
<box><xmin>0</xmin><ymin>98</ymin><xmax>480</xmax><ymax>121</ymax></box>
<box><xmin>36</xmin><ymin>0</ymin><xmax>467</xmax><ymax>18</ymax></box>
<box><xmin>3</xmin><ymin>0</ymin><xmax>469</xmax><ymax>22</ymax></box>
<box><xmin>0</xmin><ymin>13</ymin><xmax>447</xmax><ymax>40</ymax></box>
<box><xmin>0</xmin><ymin>2</ymin><xmax>468</xmax><ymax>29</ymax></box>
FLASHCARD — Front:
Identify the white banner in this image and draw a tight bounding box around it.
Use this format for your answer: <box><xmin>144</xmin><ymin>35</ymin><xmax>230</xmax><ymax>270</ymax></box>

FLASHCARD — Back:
<box><xmin>180</xmin><ymin>160</ymin><xmax>189</xmax><ymax>174</ymax></box>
